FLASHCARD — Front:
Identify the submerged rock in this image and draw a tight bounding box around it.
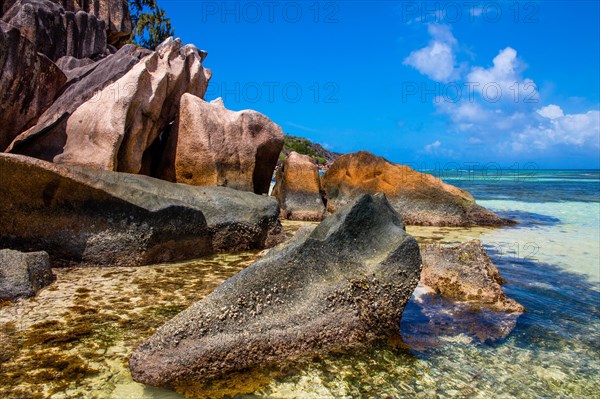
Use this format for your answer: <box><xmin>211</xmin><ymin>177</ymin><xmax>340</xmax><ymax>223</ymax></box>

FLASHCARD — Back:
<box><xmin>322</xmin><ymin>151</ymin><xmax>514</xmax><ymax>226</ymax></box>
<box><xmin>0</xmin><ymin>21</ymin><xmax>66</xmax><ymax>150</ymax></box>
<box><xmin>402</xmin><ymin>286</ymin><xmax>522</xmax><ymax>345</ymax></box>
<box><xmin>0</xmin><ymin>249</ymin><xmax>55</xmax><ymax>300</ymax></box>
<box><xmin>129</xmin><ymin>193</ymin><xmax>422</xmax><ymax>389</ymax></box>
<box><xmin>420</xmin><ymin>240</ymin><xmax>524</xmax><ymax>313</ymax></box>
<box><xmin>272</xmin><ymin>151</ymin><xmax>326</xmax><ymax>221</ymax></box>
<box><xmin>0</xmin><ymin>153</ymin><xmax>284</xmax><ymax>267</ymax></box>
<box><xmin>158</xmin><ymin>94</ymin><xmax>284</xmax><ymax>195</ymax></box>
<box><xmin>54</xmin><ymin>37</ymin><xmax>211</xmax><ymax>174</ymax></box>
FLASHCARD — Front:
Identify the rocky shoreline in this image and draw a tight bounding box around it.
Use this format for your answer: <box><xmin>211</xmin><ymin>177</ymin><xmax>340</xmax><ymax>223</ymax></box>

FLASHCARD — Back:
<box><xmin>1</xmin><ymin>1</ymin><xmax>523</xmax><ymax>397</ymax></box>
<box><xmin>0</xmin><ymin>220</ymin><xmax>526</xmax><ymax>399</ymax></box>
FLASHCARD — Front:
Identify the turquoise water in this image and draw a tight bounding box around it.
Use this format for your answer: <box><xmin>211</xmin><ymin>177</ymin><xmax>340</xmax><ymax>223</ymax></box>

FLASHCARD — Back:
<box><xmin>446</xmin><ymin>169</ymin><xmax>600</xmax><ymax>282</ymax></box>
<box><xmin>2</xmin><ymin>170</ymin><xmax>598</xmax><ymax>398</ymax></box>
<box><xmin>254</xmin><ymin>169</ymin><xmax>600</xmax><ymax>398</ymax></box>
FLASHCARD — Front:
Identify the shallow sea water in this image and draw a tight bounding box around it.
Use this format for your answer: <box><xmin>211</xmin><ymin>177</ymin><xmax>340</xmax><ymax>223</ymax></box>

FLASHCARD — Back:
<box><xmin>1</xmin><ymin>170</ymin><xmax>598</xmax><ymax>398</ymax></box>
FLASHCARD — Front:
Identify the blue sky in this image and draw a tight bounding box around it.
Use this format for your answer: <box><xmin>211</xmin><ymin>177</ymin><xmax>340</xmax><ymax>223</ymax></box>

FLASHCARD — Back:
<box><xmin>161</xmin><ymin>0</ymin><xmax>600</xmax><ymax>168</ymax></box>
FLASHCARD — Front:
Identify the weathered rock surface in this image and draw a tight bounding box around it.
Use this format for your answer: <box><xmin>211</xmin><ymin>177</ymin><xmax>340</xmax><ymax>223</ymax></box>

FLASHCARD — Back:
<box><xmin>322</xmin><ymin>151</ymin><xmax>514</xmax><ymax>226</ymax></box>
<box><xmin>420</xmin><ymin>240</ymin><xmax>524</xmax><ymax>313</ymax></box>
<box><xmin>158</xmin><ymin>95</ymin><xmax>284</xmax><ymax>195</ymax></box>
<box><xmin>7</xmin><ymin>44</ymin><xmax>143</xmax><ymax>161</ymax></box>
<box><xmin>129</xmin><ymin>193</ymin><xmax>422</xmax><ymax>388</ymax></box>
<box><xmin>53</xmin><ymin>0</ymin><xmax>132</xmax><ymax>48</ymax></box>
<box><xmin>54</xmin><ymin>55</ymin><xmax>95</xmax><ymax>75</ymax></box>
<box><xmin>1</xmin><ymin>0</ymin><xmax>17</xmax><ymax>15</ymax></box>
<box><xmin>2</xmin><ymin>0</ymin><xmax>108</xmax><ymax>61</ymax></box>
<box><xmin>272</xmin><ymin>151</ymin><xmax>326</xmax><ymax>221</ymax></box>
<box><xmin>53</xmin><ymin>38</ymin><xmax>211</xmax><ymax>174</ymax></box>
<box><xmin>0</xmin><ymin>21</ymin><xmax>66</xmax><ymax>151</ymax></box>
<box><xmin>0</xmin><ymin>153</ymin><xmax>284</xmax><ymax>267</ymax></box>
<box><xmin>0</xmin><ymin>249</ymin><xmax>55</xmax><ymax>300</ymax></box>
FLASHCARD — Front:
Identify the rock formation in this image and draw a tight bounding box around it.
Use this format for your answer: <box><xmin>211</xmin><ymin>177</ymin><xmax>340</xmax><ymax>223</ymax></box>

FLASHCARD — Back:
<box><xmin>0</xmin><ymin>153</ymin><xmax>284</xmax><ymax>267</ymax></box>
<box><xmin>420</xmin><ymin>240</ymin><xmax>524</xmax><ymax>313</ymax></box>
<box><xmin>7</xmin><ymin>44</ymin><xmax>144</xmax><ymax>161</ymax></box>
<box><xmin>129</xmin><ymin>193</ymin><xmax>422</xmax><ymax>389</ymax></box>
<box><xmin>53</xmin><ymin>38</ymin><xmax>211</xmax><ymax>174</ymax></box>
<box><xmin>158</xmin><ymin>95</ymin><xmax>284</xmax><ymax>195</ymax></box>
<box><xmin>0</xmin><ymin>21</ymin><xmax>66</xmax><ymax>151</ymax></box>
<box><xmin>2</xmin><ymin>0</ymin><xmax>108</xmax><ymax>61</ymax></box>
<box><xmin>0</xmin><ymin>249</ymin><xmax>55</xmax><ymax>300</ymax></box>
<box><xmin>322</xmin><ymin>151</ymin><xmax>514</xmax><ymax>226</ymax></box>
<box><xmin>54</xmin><ymin>0</ymin><xmax>132</xmax><ymax>48</ymax></box>
<box><xmin>272</xmin><ymin>151</ymin><xmax>326</xmax><ymax>221</ymax></box>
<box><xmin>0</xmin><ymin>0</ymin><xmax>132</xmax><ymax>49</ymax></box>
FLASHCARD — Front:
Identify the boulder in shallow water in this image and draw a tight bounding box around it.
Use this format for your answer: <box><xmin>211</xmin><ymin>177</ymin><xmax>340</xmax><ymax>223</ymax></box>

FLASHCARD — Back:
<box><xmin>129</xmin><ymin>193</ymin><xmax>422</xmax><ymax>389</ymax></box>
<box><xmin>420</xmin><ymin>240</ymin><xmax>524</xmax><ymax>313</ymax></box>
<box><xmin>0</xmin><ymin>153</ymin><xmax>284</xmax><ymax>267</ymax></box>
<box><xmin>158</xmin><ymin>94</ymin><xmax>284</xmax><ymax>195</ymax></box>
<box><xmin>0</xmin><ymin>249</ymin><xmax>55</xmax><ymax>300</ymax></box>
<box><xmin>322</xmin><ymin>151</ymin><xmax>514</xmax><ymax>226</ymax></box>
<box><xmin>272</xmin><ymin>151</ymin><xmax>326</xmax><ymax>221</ymax></box>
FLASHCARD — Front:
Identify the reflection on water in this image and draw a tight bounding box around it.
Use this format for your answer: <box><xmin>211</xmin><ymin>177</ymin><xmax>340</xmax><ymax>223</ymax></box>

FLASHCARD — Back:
<box><xmin>0</xmin><ymin>214</ymin><xmax>598</xmax><ymax>398</ymax></box>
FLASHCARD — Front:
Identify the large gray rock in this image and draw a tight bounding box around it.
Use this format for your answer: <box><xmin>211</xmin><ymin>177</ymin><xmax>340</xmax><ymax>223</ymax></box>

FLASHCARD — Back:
<box><xmin>54</xmin><ymin>37</ymin><xmax>212</xmax><ymax>175</ymax></box>
<box><xmin>0</xmin><ymin>21</ymin><xmax>66</xmax><ymax>151</ymax></box>
<box><xmin>322</xmin><ymin>151</ymin><xmax>515</xmax><ymax>227</ymax></box>
<box><xmin>129</xmin><ymin>193</ymin><xmax>422</xmax><ymax>389</ymax></box>
<box><xmin>158</xmin><ymin>94</ymin><xmax>284</xmax><ymax>194</ymax></box>
<box><xmin>272</xmin><ymin>151</ymin><xmax>326</xmax><ymax>221</ymax></box>
<box><xmin>0</xmin><ymin>153</ymin><xmax>285</xmax><ymax>267</ymax></box>
<box><xmin>0</xmin><ymin>249</ymin><xmax>55</xmax><ymax>300</ymax></box>
<box><xmin>2</xmin><ymin>0</ymin><xmax>108</xmax><ymax>61</ymax></box>
<box><xmin>7</xmin><ymin>44</ymin><xmax>143</xmax><ymax>161</ymax></box>
<box><xmin>420</xmin><ymin>240</ymin><xmax>524</xmax><ymax>313</ymax></box>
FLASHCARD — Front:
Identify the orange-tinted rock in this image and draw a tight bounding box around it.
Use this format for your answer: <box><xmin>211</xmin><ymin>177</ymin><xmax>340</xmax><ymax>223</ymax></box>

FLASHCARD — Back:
<box><xmin>159</xmin><ymin>94</ymin><xmax>284</xmax><ymax>195</ymax></box>
<box><xmin>420</xmin><ymin>240</ymin><xmax>525</xmax><ymax>313</ymax></box>
<box><xmin>322</xmin><ymin>151</ymin><xmax>513</xmax><ymax>226</ymax></box>
<box><xmin>273</xmin><ymin>151</ymin><xmax>325</xmax><ymax>221</ymax></box>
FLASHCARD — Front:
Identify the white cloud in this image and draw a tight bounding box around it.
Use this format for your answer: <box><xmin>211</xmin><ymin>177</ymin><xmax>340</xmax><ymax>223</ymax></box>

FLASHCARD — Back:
<box><xmin>423</xmin><ymin>140</ymin><xmax>456</xmax><ymax>157</ymax></box>
<box><xmin>537</xmin><ymin>104</ymin><xmax>565</xmax><ymax>120</ymax></box>
<box><xmin>405</xmin><ymin>26</ymin><xmax>599</xmax><ymax>157</ymax></box>
<box><xmin>424</xmin><ymin>140</ymin><xmax>442</xmax><ymax>153</ymax></box>
<box><xmin>467</xmin><ymin>47</ymin><xmax>539</xmax><ymax>103</ymax></box>
<box><xmin>404</xmin><ymin>24</ymin><xmax>458</xmax><ymax>82</ymax></box>
<box><xmin>521</xmin><ymin>109</ymin><xmax>600</xmax><ymax>149</ymax></box>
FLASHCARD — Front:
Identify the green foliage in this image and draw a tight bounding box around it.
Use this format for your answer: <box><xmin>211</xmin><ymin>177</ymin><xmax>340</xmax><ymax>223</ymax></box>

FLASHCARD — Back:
<box><xmin>284</xmin><ymin>136</ymin><xmax>320</xmax><ymax>159</ymax></box>
<box><xmin>129</xmin><ymin>0</ymin><xmax>174</xmax><ymax>50</ymax></box>
<box><xmin>282</xmin><ymin>135</ymin><xmax>333</xmax><ymax>165</ymax></box>
<box><xmin>279</xmin><ymin>135</ymin><xmax>327</xmax><ymax>164</ymax></box>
